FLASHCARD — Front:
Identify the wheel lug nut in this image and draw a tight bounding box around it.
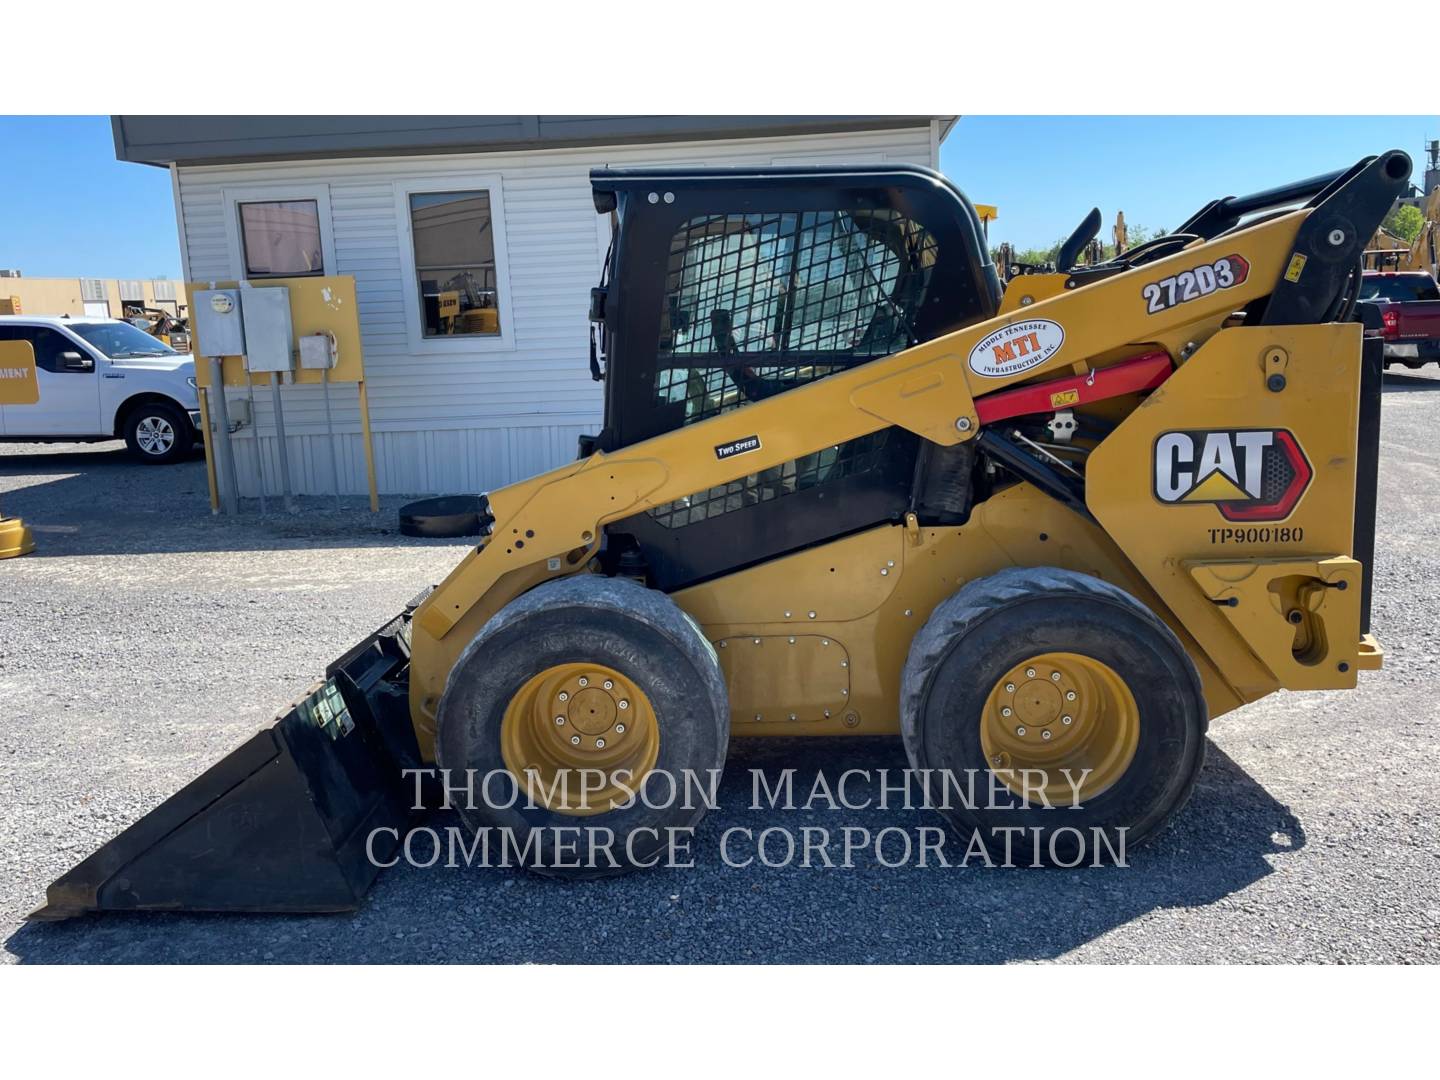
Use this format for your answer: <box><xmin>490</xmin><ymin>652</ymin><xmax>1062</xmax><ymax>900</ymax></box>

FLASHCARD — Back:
<box><xmin>618</xmin><ymin>699</ymin><xmax>629</xmax><ymax>710</ymax></box>
<box><xmin>595</xmin><ymin>738</ymin><xmax>606</xmax><ymax>749</ymax></box>
<box><xmin>1041</xmin><ymin>730</ymin><xmax>1052</xmax><ymax>741</ymax></box>
<box><xmin>558</xmin><ymin>691</ymin><xmax>569</xmax><ymax>702</ymax></box>
<box><xmin>615</xmin><ymin>724</ymin><xmax>626</xmax><ymax>734</ymax></box>
<box><xmin>991</xmin><ymin>755</ymin><xmax>1004</xmax><ymax>766</ymax></box>
<box><xmin>1005</xmin><ymin>683</ymin><xmax>1015</xmax><ymax>693</ymax></box>
<box><xmin>1050</xmin><ymin>672</ymin><xmax>1061</xmax><ymax>682</ymax></box>
<box><xmin>570</xmin><ymin>735</ymin><xmax>581</xmax><ymax>746</ymax></box>
<box><xmin>1062</xmin><ymin>715</ymin><xmax>1073</xmax><ymax>725</ymax></box>
<box><xmin>578</xmin><ymin>677</ymin><xmax>588</xmax><ymax>687</ymax></box>
<box><xmin>603</xmin><ymin>680</ymin><xmax>613</xmax><ymax>690</ymax></box>
<box><xmin>1001</xmin><ymin>707</ymin><xmax>1013</xmax><ymax>717</ymax></box>
<box><xmin>1026</xmin><ymin>668</ymin><xmax>1036</xmax><ymax>678</ymax></box>
<box><xmin>554</xmin><ymin>716</ymin><xmax>565</xmax><ymax>725</ymax></box>
<box><xmin>1066</xmin><ymin>690</ymin><xmax>1076</xmax><ymax>701</ymax></box>
<box><xmin>1016</xmin><ymin>726</ymin><xmax>1027</xmax><ymax>737</ymax></box>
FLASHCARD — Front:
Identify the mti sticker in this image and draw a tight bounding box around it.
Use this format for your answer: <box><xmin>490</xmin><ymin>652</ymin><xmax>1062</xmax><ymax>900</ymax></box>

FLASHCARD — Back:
<box><xmin>968</xmin><ymin>318</ymin><xmax>1065</xmax><ymax>379</ymax></box>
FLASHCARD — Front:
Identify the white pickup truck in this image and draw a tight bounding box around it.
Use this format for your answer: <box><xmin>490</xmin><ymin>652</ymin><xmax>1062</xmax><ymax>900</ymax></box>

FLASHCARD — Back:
<box><xmin>0</xmin><ymin>315</ymin><xmax>202</xmax><ymax>464</ymax></box>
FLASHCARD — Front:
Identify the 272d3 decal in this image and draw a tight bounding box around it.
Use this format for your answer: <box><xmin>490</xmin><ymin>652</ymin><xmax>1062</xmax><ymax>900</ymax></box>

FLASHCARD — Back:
<box><xmin>1153</xmin><ymin>428</ymin><xmax>1311</xmax><ymax>523</ymax></box>
<box><xmin>1141</xmin><ymin>254</ymin><xmax>1249</xmax><ymax>315</ymax></box>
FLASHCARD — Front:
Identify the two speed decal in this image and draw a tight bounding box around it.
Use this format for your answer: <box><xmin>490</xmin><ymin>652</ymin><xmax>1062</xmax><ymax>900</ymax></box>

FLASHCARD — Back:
<box><xmin>714</xmin><ymin>434</ymin><xmax>761</xmax><ymax>461</ymax></box>
<box><xmin>1141</xmin><ymin>254</ymin><xmax>1249</xmax><ymax>315</ymax></box>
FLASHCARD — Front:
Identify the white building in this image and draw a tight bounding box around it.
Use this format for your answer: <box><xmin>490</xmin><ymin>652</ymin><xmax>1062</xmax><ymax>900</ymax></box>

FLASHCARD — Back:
<box><xmin>115</xmin><ymin>116</ymin><xmax>955</xmax><ymax>496</ymax></box>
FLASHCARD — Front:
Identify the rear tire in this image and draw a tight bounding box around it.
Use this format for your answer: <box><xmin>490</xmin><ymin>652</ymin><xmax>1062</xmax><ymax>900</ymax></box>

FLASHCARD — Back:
<box><xmin>436</xmin><ymin>575</ymin><xmax>729</xmax><ymax>879</ymax></box>
<box><xmin>900</xmin><ymin>566</ymin><xmax>1207</xmax><ymax>864</ymax></box>
<box><xmin>122</xmin><ymin>400</ymin><xmax>193</xmax><ymax>464</ymax></box>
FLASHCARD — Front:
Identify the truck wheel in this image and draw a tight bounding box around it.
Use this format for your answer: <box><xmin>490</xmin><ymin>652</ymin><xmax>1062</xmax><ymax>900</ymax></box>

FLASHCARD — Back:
<box><xmin>900</xmin><ymin>566</ymin><xmax>1207</xmax><ymax>864</ymax></box>
<box><xmin>122</xmin><ymin>401</ymin><xmax>193</xmax><ymax>464</ymax></box>
<box><xmin>436</xmin><ymin>576</ymin><xmax>729</xmax><ymax>879</ymax></box>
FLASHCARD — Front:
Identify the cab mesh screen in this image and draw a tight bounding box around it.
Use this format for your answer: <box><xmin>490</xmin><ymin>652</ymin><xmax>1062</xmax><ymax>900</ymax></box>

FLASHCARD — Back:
<box><xmin>656</xmin><ymin>209</ymin><xmax>938</xmax><ymax>424</ymax></box>
<box><xmin>645</xmin><ymin>209</ymin><xmax>934</xmax><ymax>530</ymax></box>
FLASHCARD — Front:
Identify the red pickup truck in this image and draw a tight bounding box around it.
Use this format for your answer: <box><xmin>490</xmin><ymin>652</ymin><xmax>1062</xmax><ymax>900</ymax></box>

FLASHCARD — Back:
<box><xmin>1359</xmin><ymin>270</ymin><xmax>1440</xmax><ymax>368</ymax></box>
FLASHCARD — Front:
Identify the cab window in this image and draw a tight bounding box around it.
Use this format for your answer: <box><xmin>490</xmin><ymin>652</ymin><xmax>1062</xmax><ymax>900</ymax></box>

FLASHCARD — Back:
<box><xmin>0</xmin><ymin>326</ymin><xmax>90</xmax><ymax>373</ymax></box>
<box><xmin>1359</xmin><ymin>274</ymin><xmax>1440</xmax><ymax>302</ymax></box>
<box><xmin>68</xmin><ymin>322</ymin><xmax>176</xmax><ymax>359</ymax></box>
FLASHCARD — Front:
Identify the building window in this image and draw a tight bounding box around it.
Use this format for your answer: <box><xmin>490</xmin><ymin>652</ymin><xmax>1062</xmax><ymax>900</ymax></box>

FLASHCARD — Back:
<box><xmin>152</xmin><ymin>280</ymin><xmax>176</xmax><ymax>302</ymax></box>
<box><xmin>80</xmin><ymin>279</ymin><xmax>107</xmax><ymax>302</ymax></box>
<box><xmin>239</xmin><ymin>200</ymin><xmax>325</xmax><ymax>278</ymax></box>
<box><xmin>118</xmin><ymin>280</ymin><xmax>144</xmax><ymax>303</ymax></box>
<box><xmin>409</xmin><ymin>190</ymin><xmax>500</xmax><ymax>337</ymax></box>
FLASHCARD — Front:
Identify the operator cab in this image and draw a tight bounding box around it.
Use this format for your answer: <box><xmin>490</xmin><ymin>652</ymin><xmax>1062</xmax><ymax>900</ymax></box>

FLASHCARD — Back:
<box><xmin>588</xmin><ymin>164</ymin><xmax>1002</xmax><ymax>590</ymax></box>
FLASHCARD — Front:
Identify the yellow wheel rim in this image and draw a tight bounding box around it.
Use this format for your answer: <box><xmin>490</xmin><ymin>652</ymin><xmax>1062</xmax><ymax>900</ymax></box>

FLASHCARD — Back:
<box><xmin>980</xmin><ymin>651</ymin><xmax>1140</xmax><ymax>805</ymax></box>
<box><xmin>501</xmin><ymin>662</ymin><xmax>659</xmax><ymax>816</ymax></box>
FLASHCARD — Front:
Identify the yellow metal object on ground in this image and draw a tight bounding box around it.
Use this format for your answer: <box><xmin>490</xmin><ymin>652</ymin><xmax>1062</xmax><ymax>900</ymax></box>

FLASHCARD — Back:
<box><xmin>0</xmin><ymin>341</ymin><xmax>40</xmax><ymax>555</ymax></box>
<box><xmin>980</xmin><ymin>652</ymin><xmax>1140</xmax><ymax>804</ymax></box>
<box><xmin>500</xmin><ymin>662</ymin><xmax>659</xmax><ymax>815</ymax></box>
<box><xmin>0</xmin><ymin>516</ymin><xmax>35</xmax><ymax>559</ymax></box>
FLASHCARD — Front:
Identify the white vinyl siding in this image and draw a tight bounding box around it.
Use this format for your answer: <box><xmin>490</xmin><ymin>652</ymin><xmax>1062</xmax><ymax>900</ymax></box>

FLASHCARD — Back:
<box><xmin>175</xmin><ymin>126</ymin><xmax>934</xmax><ymax>497</ymax></box>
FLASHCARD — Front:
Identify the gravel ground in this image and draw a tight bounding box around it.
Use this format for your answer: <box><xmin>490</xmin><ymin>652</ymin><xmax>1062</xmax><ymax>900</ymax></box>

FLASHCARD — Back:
<box><xmin>2</xmin><ymin>368</ymin><xmax>1438</xmax><ymax>964</ymax></box>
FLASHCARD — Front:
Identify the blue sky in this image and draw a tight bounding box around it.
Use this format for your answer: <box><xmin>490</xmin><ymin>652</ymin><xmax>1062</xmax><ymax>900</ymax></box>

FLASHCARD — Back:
<box><xmin>0</xmin><ymin>116</ymin><xmax>183</xmax><ymax>279</ymax></box>
<box><xmin>943</xmin><ymin>116</ymin><xmax>1435</xmax><ymax>250</ymax></box>
<box><xmin>0</xmin><ymin>115</ymin><xmax>1433</xmax><ymax>279</ymax></box>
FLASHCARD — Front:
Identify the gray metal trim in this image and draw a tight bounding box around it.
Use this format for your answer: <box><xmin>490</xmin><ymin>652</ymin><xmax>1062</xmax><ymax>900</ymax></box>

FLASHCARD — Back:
<box><xmin>112</xmin><ymin>115</ymin><xmax>947</xmax><ymax>168</ymax></box>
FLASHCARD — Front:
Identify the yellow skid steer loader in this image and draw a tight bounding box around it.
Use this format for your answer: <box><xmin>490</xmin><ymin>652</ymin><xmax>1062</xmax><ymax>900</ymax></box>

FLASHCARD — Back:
<box><xmin>34</xmin><ymin>149</ymin><xmax>1408</xmax><ymax>917</ymax></box>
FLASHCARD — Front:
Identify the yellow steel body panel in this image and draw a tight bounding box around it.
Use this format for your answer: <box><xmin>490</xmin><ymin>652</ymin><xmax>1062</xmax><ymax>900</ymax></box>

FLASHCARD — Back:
<box><xmin>716</xmin><ymin>635</ymin><xmax>853</xmax><ymax>726</ymax></box>
<box><xmin>407</xmin><ymin>207</ymin><xmax>1346</xmax><ymax>757</ymax></box>
<box><xmin>187</xmin><ymin>276</ymin><xmax>366</xmax><ymax>388</ymax></box>
<box><xmin>1086</xmin><ymin>323</ymin><xmax>1368</xmax><ymax>703</ymax></box>
<box><xmin>1187</xmin><ymin>556</ymin><xmax>1362</xmax><ymax>690</ymax></box>
<box><xmin>668</xmin><ymin>483</ymin><xmax>1240</xmax><ymax>738</ymax></box>
<box><xmin>185</xmin><ymin>275</ymin><xmax>379</xmax><ymax>511</ymax></box>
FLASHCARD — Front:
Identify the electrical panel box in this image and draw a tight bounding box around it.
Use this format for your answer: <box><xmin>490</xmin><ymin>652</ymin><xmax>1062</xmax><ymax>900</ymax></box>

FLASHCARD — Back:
<box><xmin>298</xmin><ymin>333</ymin><xmax>336</xmax><ymax>370</ymax></box>
<box><xmin>192</xmin><ymin>289</ymin><xmax>246</xmax><ymax>357</ymax></box>
<box><xmin>239</xmin><ymin>287</ymin><xmax>295</xmax><ymax>373</ymax></box>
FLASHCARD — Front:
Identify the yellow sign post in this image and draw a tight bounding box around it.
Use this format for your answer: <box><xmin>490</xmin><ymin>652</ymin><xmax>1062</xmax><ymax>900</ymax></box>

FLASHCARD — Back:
<box><xmin>188</xmin><ymin>276</ymin><xmax>380</xmax><ymax>513</ymax></box>
<box><xmin>0</xmin><ymin>340</ymin><xmax>39</xmax><ymax>557</ymax></box>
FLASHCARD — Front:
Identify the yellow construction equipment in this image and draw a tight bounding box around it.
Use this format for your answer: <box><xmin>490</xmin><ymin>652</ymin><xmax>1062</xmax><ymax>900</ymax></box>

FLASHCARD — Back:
<box><xmin>34</xmin><ymin>151</ymin><xmax>1408</xmax><ymax>917</ymax></box>
<box><xmin>1364</xmin><ymin>184</ymin><xmax>1439</xmax><ymax>277</ymax></box>
<box><xmin>122</xmin><ymin>305</ymin><xmax>190</xmax><ymax>351</ymax></box>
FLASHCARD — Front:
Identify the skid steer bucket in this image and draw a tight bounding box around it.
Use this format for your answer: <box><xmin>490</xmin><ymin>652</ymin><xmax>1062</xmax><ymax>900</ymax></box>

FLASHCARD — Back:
<box><xmin>31</xmin><ymin>609</ymin><xmax>424</xmax><ymax>920</ymax></box>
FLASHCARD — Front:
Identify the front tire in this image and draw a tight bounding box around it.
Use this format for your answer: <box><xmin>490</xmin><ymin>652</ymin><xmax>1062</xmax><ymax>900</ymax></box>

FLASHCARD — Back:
<box><xmin>436</xmin><ymin>576</ymin><xmax>729</xmax><ymax>879</ymax></box>
<box><xmin>122</xmin><ymin>401</ymin><xmax>193</xmax><ymax>464</ymax></box>
<box><xmin>900</xmin><ymin>566</ymin><xmax>1207</xmax><ymax>864</ymax></box>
